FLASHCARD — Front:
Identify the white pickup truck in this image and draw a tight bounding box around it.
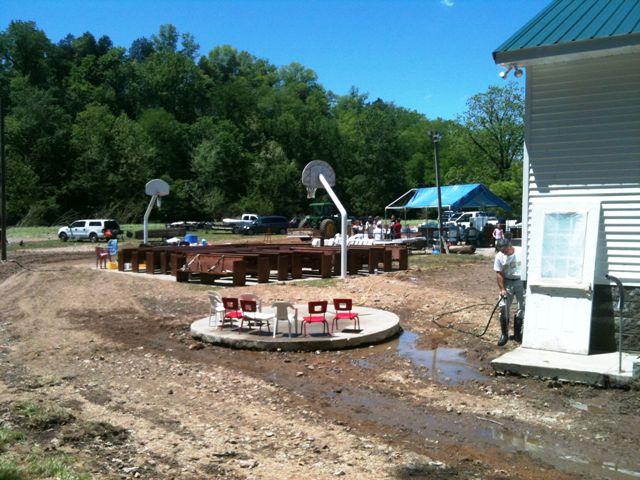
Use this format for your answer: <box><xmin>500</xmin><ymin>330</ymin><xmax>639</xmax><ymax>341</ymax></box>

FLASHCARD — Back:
<box><xmin>449</xmin><ymin>211</ymin><xmax>499</xmax><ymax>229</ymax></box>
<box><xmin>222</xmin><ymin>213</ymin><xmax>258</xmax><ymax>233</ymax></box>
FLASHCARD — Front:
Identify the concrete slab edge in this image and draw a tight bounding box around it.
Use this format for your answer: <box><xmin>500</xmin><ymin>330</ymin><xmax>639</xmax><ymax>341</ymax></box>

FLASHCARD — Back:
<box><xmin>491</xmin><ymin>359</ymin><xmax>635</xmax><ymax>387</ymax></box>
<box><xmin>191</xmin><ymin>324</ymin><xmax>402</xmax><ymax>352</ymax></box>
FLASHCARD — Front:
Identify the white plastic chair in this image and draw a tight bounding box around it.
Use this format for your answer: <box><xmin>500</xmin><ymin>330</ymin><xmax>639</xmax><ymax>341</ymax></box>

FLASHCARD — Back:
<box><xmin>207</xmin><ymin>291</ymin><xmax>226</xmax><ymax>328</ymax></box>
<box><xmin>271</xmin><ymin>301</ymin><xmax>298</xmax><ymax>337</ymax></box>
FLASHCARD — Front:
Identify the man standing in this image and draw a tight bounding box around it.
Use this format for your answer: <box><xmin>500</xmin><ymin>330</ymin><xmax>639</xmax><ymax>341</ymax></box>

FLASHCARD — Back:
<box><xmin>494</xmin><ymin>239</ymin><xmax>525</xmax><ymax>346</ymax></box>
<box><xmin>492</xmin><ymin>224</ymin><xmax>504</xmax><ymax>250</ymax></box>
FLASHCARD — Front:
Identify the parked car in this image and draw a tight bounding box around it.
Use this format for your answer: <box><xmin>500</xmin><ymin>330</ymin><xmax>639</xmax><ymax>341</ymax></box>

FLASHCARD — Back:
<box><xmin>58</xmin><ymin>219</ymin><xmax>121</xmax><ymax>242</ymax></box>
<box><xmin>240</xmin><ymin>216</ymin><xmax>289</xmax><ymax>235</ymax></box>
<box><xmin>222</xmin><ymin>213</ymin><xmax>258</xmax><ymax>233</ymax></box>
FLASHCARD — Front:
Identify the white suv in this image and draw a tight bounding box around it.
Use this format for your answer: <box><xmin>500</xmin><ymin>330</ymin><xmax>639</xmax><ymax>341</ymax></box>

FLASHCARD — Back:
<box><xmin>58</xmin><ymin>219</ymin><xmax>121</xmax><ymax>242</ymax></box>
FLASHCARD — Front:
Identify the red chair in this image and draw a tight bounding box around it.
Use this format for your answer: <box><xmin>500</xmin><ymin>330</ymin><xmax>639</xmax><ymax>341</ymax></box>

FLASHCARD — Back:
<box><xmin>220</xmin><ymin>297</ymin><xmax>242</xmax><ymax>330</ymax></box>
<box><xmin>95</xmin><ymin>247</ymin><xmax>110</xmax><ymax>269</ymax></box>
<box><xmin>332</xmin><ymin>298</ymin><xmax>360</xmax><ymax>331</ymax></box>
<box><xmin>301</xmin><ymin>301</ymin><xmax>330</xmax><ymax>336</ymax></box>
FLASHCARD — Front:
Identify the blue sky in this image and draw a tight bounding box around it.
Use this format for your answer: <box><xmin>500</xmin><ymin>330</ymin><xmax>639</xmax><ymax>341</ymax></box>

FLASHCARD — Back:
<box><xmin>1</xmin><ymin>0</ymin><xmax>548</xmax><ymax>119</ymax></box>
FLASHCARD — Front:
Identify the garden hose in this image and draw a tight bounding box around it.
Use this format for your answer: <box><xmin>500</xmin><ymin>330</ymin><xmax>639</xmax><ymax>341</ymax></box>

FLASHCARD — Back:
<box><xmin>431</xmin><ymin>296</ymin><xmax>504</xmax><ymax>338</ymax></box>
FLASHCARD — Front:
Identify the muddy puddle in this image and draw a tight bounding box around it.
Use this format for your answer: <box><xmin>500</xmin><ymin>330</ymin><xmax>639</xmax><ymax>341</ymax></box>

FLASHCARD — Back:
<box><xmin>396</xmin><ymin>330</ymin><xmax>486</xmax><ymax>384</ymax></box>
<box><xmin>356</xmin><ymin>329</ymin><xmax>487</xmax><ymax>385</ymax></box>
<box><xmin>265</xmin><ymin>327</ymin><xmax>640</xmax><ymax>479</ymax></box>
<box><xmin>321</xmin><ymin>387</ymin><xmax>640</xmax><ymax>479</ymax></box>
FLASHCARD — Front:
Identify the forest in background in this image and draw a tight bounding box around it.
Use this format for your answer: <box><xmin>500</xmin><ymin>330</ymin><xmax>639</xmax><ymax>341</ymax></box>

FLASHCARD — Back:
<box><xmin>0</xmin><ymin>21</ymin><xmax>524</xmax><ymax>225</ymax></box>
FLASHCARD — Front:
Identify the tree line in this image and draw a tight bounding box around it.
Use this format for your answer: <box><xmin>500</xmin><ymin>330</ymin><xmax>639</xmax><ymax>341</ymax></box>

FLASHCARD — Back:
<box><xmin>0</xmin><ymin>21</ymin><xmax>524</xmax><ymax>225</ymax></box>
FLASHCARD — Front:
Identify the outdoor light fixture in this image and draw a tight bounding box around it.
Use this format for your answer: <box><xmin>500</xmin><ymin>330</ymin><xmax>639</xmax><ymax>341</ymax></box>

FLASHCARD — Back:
<box><xmin>499</xmin><ymin>64</ymin><xmax>523</xmax><ymax>79</ymax></box>
<box><xmin>498</xmin><ymin>65</ymin><xmax>513</xmax><ymax>79</ymax></box>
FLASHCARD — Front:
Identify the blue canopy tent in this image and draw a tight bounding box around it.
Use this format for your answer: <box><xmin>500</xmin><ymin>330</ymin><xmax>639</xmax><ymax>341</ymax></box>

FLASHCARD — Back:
<box><xmin>385</xmin><ymin>183</ymin><xmax>510</xmax><ymax>216</ymax></box>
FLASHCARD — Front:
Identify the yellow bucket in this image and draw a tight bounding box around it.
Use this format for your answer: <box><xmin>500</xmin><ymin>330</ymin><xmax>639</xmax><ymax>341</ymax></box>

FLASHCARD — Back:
<box><xmin>107</xmin><ymin>261</ymin><xmax>118</xmax><ymax>270</ymax></box>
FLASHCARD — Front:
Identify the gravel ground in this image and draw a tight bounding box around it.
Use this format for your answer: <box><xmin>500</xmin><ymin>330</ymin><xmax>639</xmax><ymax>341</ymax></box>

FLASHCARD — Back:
<box><xmin>0</xmin><ymin>250</ymin><xmax>638</xmax><ymax>479</ymax></box>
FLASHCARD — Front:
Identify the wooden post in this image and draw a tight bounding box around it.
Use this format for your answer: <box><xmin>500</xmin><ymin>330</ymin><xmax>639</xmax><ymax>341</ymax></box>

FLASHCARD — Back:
<box><xmin>257</xmin><ymin>256</ymin><xmax>270</xmax><ymax>283</ymax></box>
<box><xmin>233</xmin><ymin>260</ymin><xmax>246</xmax><ymax>286</ymax></box>
<box><xmin>131</xmin><ymin>250</ymin><xmax>139</xmax><ymax>272</ymax></box>
<box><xmin>291</xmin><ymin>253</ymin><xmax>302</xmax><ymax>279</ymax></box>
<box><xmin>145</xmin><ymin>251</ymin><xmax>155</xmax><ymax>274</ymax></box>
<box><xmin>159</xmin><ymin>251</ymin><xmax>168</xmax><ymax>274</ymax></box>
<box><xmin>398</xmin><ymin>247</ymin><xmax>408</xmax><ymax>270</ymax></box>
<box><xmin>368</xmin><ymin>249</ymin><xmax>377</xmax><ymax>274</ymax></box>
<box><xmin>383</xmin><ymin>249</ymin><xmax>393</xmax><ymax>272</ymax></box>
<box><xmin>348</xmin><ymin>251</ymin><xmax>359</xmax><ymax>276</ymax></box>
<box><xmin>320</xmin><ymin>252</ymin><xmax>333</xmax><ymax>278</ymax></box>
<box><xmin>277</xmin><ymin>254</ymin><xmax>290</xmax><ymax>281</ymax></box>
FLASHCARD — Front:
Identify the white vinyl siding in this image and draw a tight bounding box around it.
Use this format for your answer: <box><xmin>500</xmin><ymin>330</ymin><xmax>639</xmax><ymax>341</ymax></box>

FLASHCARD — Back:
<box><xmin>525</xmin><ymin>52</ymin><xmax>640</xmax><ymax>286</ymax></box>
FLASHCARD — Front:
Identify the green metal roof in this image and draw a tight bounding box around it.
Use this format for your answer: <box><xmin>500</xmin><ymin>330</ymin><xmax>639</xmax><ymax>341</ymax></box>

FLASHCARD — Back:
<box><xmin>494</xmin><ymin>0</ymin><xmax>640</xmax><ymax>64</ymax></box>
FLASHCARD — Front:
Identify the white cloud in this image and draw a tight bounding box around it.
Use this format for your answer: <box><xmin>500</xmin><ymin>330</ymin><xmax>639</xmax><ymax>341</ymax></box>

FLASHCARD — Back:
<box><xmin>441</xmin><ymin>0</ymin><xmax>454</xmax><ymax>6</ymax></box>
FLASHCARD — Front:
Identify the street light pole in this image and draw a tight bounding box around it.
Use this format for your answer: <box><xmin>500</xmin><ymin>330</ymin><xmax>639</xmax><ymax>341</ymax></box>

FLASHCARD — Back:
<box><xmin>428</xmin><ymin>130</ymin><xmax>447</xmax><ymax>254</ymax></box>
<box><xmin>0</xmin><ymin>96</ymin><xmax>6</xmax><ymax>261</ymax></box>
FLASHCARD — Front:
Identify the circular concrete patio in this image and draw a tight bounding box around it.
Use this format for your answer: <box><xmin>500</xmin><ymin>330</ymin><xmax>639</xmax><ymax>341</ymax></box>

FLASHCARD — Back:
<box><xmin>190</xmin><ymin>305</ymin><xmax>401</xmax><ymax>351</ymax></box>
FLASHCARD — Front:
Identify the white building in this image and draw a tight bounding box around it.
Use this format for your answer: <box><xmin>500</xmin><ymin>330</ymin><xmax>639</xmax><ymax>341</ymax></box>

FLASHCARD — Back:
<box><xmin>492</xmin><ymin>0</ymin><xmax>639</xmax><ymax>382</ymax></box>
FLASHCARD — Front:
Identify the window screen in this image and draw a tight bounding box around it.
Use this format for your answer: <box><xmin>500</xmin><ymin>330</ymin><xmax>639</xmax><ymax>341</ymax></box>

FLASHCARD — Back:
<box><xmin>540</xmin><ymin>212</ymin><xmax>587</xmax><ymax>281</ymax></box>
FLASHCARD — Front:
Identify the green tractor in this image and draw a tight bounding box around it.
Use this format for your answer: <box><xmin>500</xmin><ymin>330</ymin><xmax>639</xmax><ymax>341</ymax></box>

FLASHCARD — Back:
<box><xmin>298</xmin><ymin>202</ymin><xmax>340</xmax><ymax>239</ymax></box>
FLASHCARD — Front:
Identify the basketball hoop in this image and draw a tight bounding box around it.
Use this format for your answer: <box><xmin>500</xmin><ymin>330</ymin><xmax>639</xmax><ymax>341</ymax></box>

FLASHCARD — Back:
<box><xmin>302</xmin><ymin>160</ymin><xmax>335</xmax><ymax>197</ymax></box>
<box><xmin>301</xmin><ymin>160</ymin><xmax>348</xmax><ymax>279</ymax></box>
<box><xmin>305</xmin><ymin>186</ymin><xmax>317</xmax><ymax>199</ymax></box>
<box><xmin>143</xmin><ymin>178</ymin><xmax>170</xmax><ymax>244</ymax></box>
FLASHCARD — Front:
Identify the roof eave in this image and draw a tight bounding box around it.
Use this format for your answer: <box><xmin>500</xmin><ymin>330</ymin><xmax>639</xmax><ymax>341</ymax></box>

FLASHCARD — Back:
<box><xmin>493</xmin><ymin>33</ymin><xmax>640</xmax><ymax>66</ymax></box>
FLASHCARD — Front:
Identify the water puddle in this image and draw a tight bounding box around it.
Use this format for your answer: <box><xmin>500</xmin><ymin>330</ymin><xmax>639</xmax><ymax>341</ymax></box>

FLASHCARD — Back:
<box><xmin>325</xmin><ymin>389</ymin><xmax>640</xmax><ymax>479</ymax></box>
<box><xmin>396</xmin><ymin>330</ymin><xmax>487</xmax><ymax>385</ymax></box>
<box><xmin>351</xmin><ymin>358</ymin><xmax>375</xmax><ymax>369</ymax></box>
<box><xmin>490</xmin><ymin>428</ymin><xmax>640</xmax><ymax>479</ymax></box>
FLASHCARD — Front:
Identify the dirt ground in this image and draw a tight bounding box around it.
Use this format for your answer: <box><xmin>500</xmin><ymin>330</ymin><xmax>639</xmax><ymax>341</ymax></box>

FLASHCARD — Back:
<box><xmin>1</xmin><ymin>249</ymin><xmax>639</xmax><ymax>479</ymax></box>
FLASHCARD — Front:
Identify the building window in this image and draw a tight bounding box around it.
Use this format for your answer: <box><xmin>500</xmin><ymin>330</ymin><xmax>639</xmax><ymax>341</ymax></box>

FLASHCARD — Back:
<box><xmin>540</xmin><ymin>212</ymin><xmax>587</xmax><ymax>281</ymax></box>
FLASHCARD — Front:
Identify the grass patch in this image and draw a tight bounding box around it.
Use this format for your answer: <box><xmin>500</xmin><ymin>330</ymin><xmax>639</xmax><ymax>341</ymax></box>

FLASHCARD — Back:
<box><xmin>7</xmin><ymin>240</ymin><xmax>69</xmax><ymax>252</ymax></box>
<box><xmin>0</xmin><ymin>452</ymin><xmax>90</xmax><ymax>480</ymax></box>
<box><xmin>0</xmin><ymin>455</ymin><xmax>24</xmax><ymax>480</ymax></box>
<box><xmin>299</xmin><ymin>278</ymin><xmax>339</xmax><ymax>288</ymax></box>
<box><xmin>12</xmin><ymin>402</ymin><xmax>74</xmax><ymax>430</ymax></box>
<box><xmin>0</xmin><ymin>428</ymin><xmax>24</xmax><ymax>451</ymax></box>
<box><xmin>6</xmin><ymin>223</ymin><xmax>249</xmax><ymax>251</ymax></box>
<box><xmin>409</xmin><ymin>252</ymin><xmax>487</xmax><ymax>270</ymax></box>
<box><xmin>26</xmin><ymin>453</ymin><xmax>90</xmax><ymax>480</ymax></box>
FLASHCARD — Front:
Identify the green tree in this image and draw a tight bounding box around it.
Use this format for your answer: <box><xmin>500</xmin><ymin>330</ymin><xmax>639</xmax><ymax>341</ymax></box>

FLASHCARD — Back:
<box><xmin>459</xmin><ymin>82</ymin><xmax>524</xmax><ymax>179</ymax></box>
<box><xmin>190</xmin><ymin>121</ymin><xmax>248</xmax><ymax>216</ymax></box>
<box><xmin>69</xmin><ymin>104</ymin><xmax>155</xmax><ymax>216</ymax></box>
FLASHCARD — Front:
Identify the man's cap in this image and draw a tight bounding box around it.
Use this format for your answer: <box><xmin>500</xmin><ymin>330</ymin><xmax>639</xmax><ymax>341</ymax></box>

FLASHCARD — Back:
<box><xmin>495</xmin><ymin>239</ymin><xmax>511</xmax><ymax>250</ymax></box>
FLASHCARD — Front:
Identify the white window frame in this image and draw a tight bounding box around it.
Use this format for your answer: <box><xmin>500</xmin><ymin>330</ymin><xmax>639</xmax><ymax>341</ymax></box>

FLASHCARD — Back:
<box><xmin>528</xmin><ymin>200</ymin><xmax>601</xmax><ymax>291</ymax></box>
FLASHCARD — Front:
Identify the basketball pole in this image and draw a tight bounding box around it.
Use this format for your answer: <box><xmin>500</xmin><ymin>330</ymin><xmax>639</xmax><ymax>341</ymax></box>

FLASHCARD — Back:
<box><xmin>143</xmin><ymin>193</ymin><xmax>159</xmax><ymax>245</ymax></box>
<box><xmin>318</xmin><ymin>174</ymin><xmax>347</xmax><ymax>279</ymax></box>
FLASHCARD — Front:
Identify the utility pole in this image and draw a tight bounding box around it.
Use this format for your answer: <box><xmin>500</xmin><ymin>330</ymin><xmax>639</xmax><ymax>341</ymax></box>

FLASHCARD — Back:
<box><xmin>428</xmin><ymin>130</ymin><xmax>447</xmax><ymax>254</ymax></box>
<box><xmin>0</xmin><ymin>96</ymin><xmax>6</xmax><ymax>261</ymax></box>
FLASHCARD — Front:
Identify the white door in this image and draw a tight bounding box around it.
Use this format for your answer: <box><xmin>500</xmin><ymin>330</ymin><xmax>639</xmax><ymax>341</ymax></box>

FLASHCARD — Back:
<box><xmin>523</xmin><ymin>200</ymin><xmax>601</xmax><ymax>354</ymax></box>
